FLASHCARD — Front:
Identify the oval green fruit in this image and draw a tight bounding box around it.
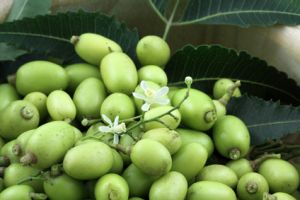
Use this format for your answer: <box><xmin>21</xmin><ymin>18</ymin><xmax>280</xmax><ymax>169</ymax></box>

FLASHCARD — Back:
<box><xmin>213</xmin><ymin>78</ymin><xmax>241</xmax><ymax>99</ymax></box>
<box><xmin>187</xmin><ymin>181</ymin><xmax>237</xmax><ymax>200</ymax></box>
<box><xmin>273</xmin><ymin>192</ymin><xmax>296</xmax><ymax>200</ymax></box>
<box><xmin>226</xmin><ymin>158</ymin><xmax>253</xmax><ymax>178</ymax></box>
<box><xmin>0</xmin><ymin>84</ymin><xmax>19</xmax><ymax>111</ymax></box>
<box><xmin>73</xmin><ymin>77</ymin><xmax>106</xmax><ymax>119</ymax></box>
<box><xmin>100</xmin><ymin>52</ymin><xmax>138</xmax><ymax>94</ymax></box>
<box><xmin>109</xmin><ymin>149</ymin><xmax>124</xmax><ymax>174</ymax></box>
<box><xmin>13</xmin><ymin>129</ymin><xmax>36</xmax><ymax>157</ymax></box>
<box><xmin>130</xmin><ymin>139</ymin><xmax>172</xmax><ymax>176</ymax></box>
<box><xmin>196</xmin><ymin>164</ymin><xmax>238</xmax><ymax>188</ymax></box>
<box><xmin>136</xmin><ymin>35</ymin><xmax>170</xmax><ymax>68</ymax></box>
<box><xmin>0</xmin><ymin>140</ymin><xmax>20</xmax><ymax>163</ymax></box>
<box><xmin>237</xmin><ymin>172</ymin><xmax>269</xmax><ymax>200</ymax></box>
<box><xmin>65</xmin><ymin>63</ymin><xmax>101</xmax><ymax>93</ymax></box>
<box><xmin>16</xmin><ymin>60</ymin><xmax>68</xmax><ymax>95</ymax></box>
<box><xmin>172</xmin><ymin>88</ymin><xmax>217</xmax><ymax>131</ymax></box>
<box><xmin>138</xmin><ymin>65</ymin><xmax>168</xmax><ymax>86</ymax></box>
<box><xmin>212</xmin><ymin>115</ymin><xmax>250</xmax><ymax>160</ymax></box>
<box><xmin>149</xmin><ymin>171</ymin><xmax>187</xmax><ymax>200</ymax></box>
<box><xmin>0</xmin><ymin>100</ymin><xmax>39</xmax><ymax>140</ymax></box>
<box><xmin>0</xmin><ymin>185</ymin><xmax>40</xmax><ymax>200</ymax></box>
<box><xmin>171</xmin><ymin>143</ymin><xmax>208</xmax><ymax>181</ymax></box>
<box><xmin>72</xmin><ymin>33</ymin><xmax>122</xmax><ymax>65</ymax></box>
<box><xmin>95</xmin><ymin>173</ymin><xmax>129</xmax><ymax>200</ymax></box>
<box><xmin>63</xmin><ymin>141</ymin><xmax>113</xmax><ymax>180</ymax></box>
<box><xmin>24</xmin><ymin>92</ymin><xmax>48</xmax><ymax>120</ymax></box>
<box><xmin>258</xmin><ymin>159</ymin><xmax>299</xmax><ymax>193</ymax></box>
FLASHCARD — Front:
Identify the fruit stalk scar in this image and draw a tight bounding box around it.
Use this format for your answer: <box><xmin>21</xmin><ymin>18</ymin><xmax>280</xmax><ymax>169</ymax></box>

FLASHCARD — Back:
<box><xmin>20</xmin><ymin>106</ymin><xmax>34</xmax><ymax>120</ymax></box>
<box><xmin>20</xmin><ymin>152</ymin><xmax>37</xmax><ymax>165</ymax></box>
<box><xmin>229</xmin><ymin>148</ymin><xmax>241</xmax><ymax>160</ymax></box>
<box><xmin>70</xmin><ymin>35</ymin><xmax>80</xmax><ymax>45</ymax></box>
<box><xmin>246</xmin><ymin>182</ymin><xmax>258</xmax><ymax>193</ymax></box>
<box><xmin>204</xmin><ymin>110</ymin><xmax>217</xmax><ymax>123</ymax></box>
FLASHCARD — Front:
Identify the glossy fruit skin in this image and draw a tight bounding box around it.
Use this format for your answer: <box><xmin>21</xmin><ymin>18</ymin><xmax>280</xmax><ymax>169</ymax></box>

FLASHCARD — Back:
<box><xmin>16</xmin><ymin>60</ymin><xmax>69</xmax><ymax>95</ymax></box>
<box><xmin>73</xmin><ymin>33</ymin><xmax>122</xmax><ymax>65</ymax></box>
<box><xmin>213</xmin><ymin>78</ymin><xmax>241</xmax><ymax>99</ymax></box>
<box><xmin>100</xmin><ymin>52</ymin><xmax>138</xmax><ymax>94</ymax></box>
<box><xmin>237</xmin><ymin>172</ymin><xmax>269</xmax><ymax>200</ymax></box>
<box><xmin>258</xmin><ymin>159</ymin><xmax>299</xmax><ymax>193</ymax></box>
<box><xmin>196</xmin><ymin>164</ymin><xmax>238</xmax><ymax>188</ymax></box>
<box><xmin>130</xmin><ymin>139</ymin><xmax>172</xmax><ymax>177</ymax></box>
<box><xmin>143</xmin><ymin>106</ymin><xmax>181</xmax><ymax>131</ymax></box>
<box><xmin>122</xmin><ymin>164</ymin><xmax>157</xmax><ymax>198</ymax></box>
<box><xmin>136</xmin><ymin>35</ymin><xmax>170</xmax><ymax>68</ymax></box>
<box><xmin>187</xmin><ymin>181</ymin><xmax>237</xmax><ymax>200</ymax></box>
<box><xmin>73</xmin><ymin>77</ymin><xmax>106</xmax><ymax>119</ymax></box>
<box><xmin>65</xmin><ymin>63</ymin><xmax>101</xmax><ymax>93</ymax></box>
<box><xmin>176</xmin><ymin>128</ymin><xmax>214</xmax><ymax>157</ymax></box>
<box><xmin>212</xmin><ymin>115</ymin><xmax>250</xmax><ymax>160</ymax></box>
<box><xmin>149</xmin><ymin>171</ymin><xmax>188</xmax><ymax>200</ymax></box>
<box><xmin>47</xmin><ymin>90</ymin><xmax>76</xmax><ymax>122</ymax></box>
<box><xmin>0</xmin><ymin>84</ymin><xmax>19</xmax><ymax>111</ymax></box>
<box><xmin>172</xmin><ymin>88</ymin><xmax>217</xmax><ymax>131</ymax></box>
<box><xmin>63</xmin><ymin>141</ymin><xmax>113</xmax><ymax>180</ymax></box>
<box><xmin>0</xmin><ymin>140</ymin><xmax>20</xmax><ymax>163</ymax></box>
<box><xmin>171</xmin><ymin>143</ymin><xmax>208</xmax><ymax>181</ymax></box>
<box><xmin>43</xmin><ymin>173</ymin><xmax>85</xmax><ymax>200</ymax></box>
<box><xmin>109</xmin><ymin>149</ymin><xmax>124</xmax><ymax>174</ymax></box>
<box><xmin>226</xmin><ymin>158</ymin><xmax>253</xmax><ymax>178</ymax></box>
<box><xmin>4</xmin><ymin>163</ymin><xmax>43</xmax><ymax>192</ymax></box>
<box><xmin>138</xmin><ymin>65</ymin><xmax>168</xmax><ymax>86</ymax></box>
<box><xmin>94</xmin><ymin>173</ymin><xmax>129</xmax><ymax>200</ymax></box>
<box><xmin>142</xmin><ymin>128</ymin><xmax>182</xmax><ymax>155</ymax></box>
<box><xmin>273</xmin><ymin>192</ymin><xmax>296</xmax><ymax>200</ymax></box>
<box><xmin>0</xmin><ymin>185</ymin><xmax>35</xmax><ymax>200</ymax></box>
<box><xmin>100</xmin><ymin>93</ymin><xmax>135</xmax><ymax>120</ymax></box>
<box><xmin>0</xmin><ymin>100</ymin><xmax>39</xmax><ymax>140</ymax></box>
<box><xmin>22</xmin><ymin>121</ymin><xmax>75</xmax><ymax>169</ymax></box>
<box><xmin>24</xmin><ymin>92</ymin><xmax>48</xmax><ymax>120</ymax></box>
<box><xmin>213</xmin><ymin>100</ymin><xmax>226</xmax><ymax>119</ymax></box>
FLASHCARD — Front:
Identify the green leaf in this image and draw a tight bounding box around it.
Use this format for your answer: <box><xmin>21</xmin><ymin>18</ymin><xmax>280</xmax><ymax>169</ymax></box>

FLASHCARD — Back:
<box><xmin>227</xmin><ymin>95</ymin><xmax>300</xmax><ymax>145</ymax></box>
<box><xmin>6</xmin><ymin>0</ymin><xmax>52</xmax><ymax>22</ymax></box>
<box><xmin>0</xmin><ymin>43</ymin><xmax>26</xmax><ymax>61</ymax></box>
<box><xmin>0</xmin><ymin>11</ymin><xmax>139</xmax><ymax>62</ymax></box>
<box><xmin>149</xmin><ymin>0</ymin><xmax>300</xmax><ymax>27</ymax></box>
<box><xmin>165</xmin><ymin>45</ymin><xmax>300</xmax><ymax>105</ymax></box>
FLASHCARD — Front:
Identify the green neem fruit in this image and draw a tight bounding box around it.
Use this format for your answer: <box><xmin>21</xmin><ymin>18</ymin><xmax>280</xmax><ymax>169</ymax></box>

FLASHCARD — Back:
<box><xmin>100</xmin><ymin>93</ymin><xmax>135</xmax><ymax>120</ymax></box>
<box><xmin>237</xmin><ymin>172</ymin><xmax>269</xmax><ymax>200</ymax></box>
<box><xmin>143</xmin><ymin>106</ymin><xmax>181</xmax><ymax>131</ymax></box>
<box><xmin>226</xmin><ymin>158</ymin><xmax>253</xmax><ymax>178</ymax></box>
<box><xmin>172</xmin><ymin>143</ymin><xmax>208</xmax><ymax>181</ymax></box>
<box><xmin>168</xmin><ymin>87</ymin><xmax>181</xmax><ymax>100</ymax></box>
<box><xmin>71</xmin><ymin>33</ymin><xmax>122</xmax><ymax>65</ymax></box>
<box><xmin>63</xmin><ymin>141</ymin><xmax>113</xmax><ymax>180</ymax></box>
<box><xmin>47</xmin><ymin>90</ymin><xmax>76</xmax><ymax>122</ymax></box>
<box><xmin>0</xmin><ymin>140</ymin><xmax>20</xmax><ymax>163</ymax></box>
<box><xmin>176</xmin><ymin>128</ymin><xmax>214</xmax><ymax>157</ymax></box>
<box><xmin>122</xmin><ymin>164</ymin><xmax>157</xmax><ymax>198</ymax></box>
<box><xmin>172</xmin><ymin>88</ymin><xmax>217</xmax><ymax>131</ymax></box>
<box><xmin>130</xmin><ymin>139</ymin><xmax>172</xmax><ymax>177</ymax></box>
<box><xmin>0</xmin><ymin>185</ymin><xmax>46</xmax><ymax>200</ymax></box>
<box><xmin>100</xmin><ymin>52</ymin><xmax>138</xmax><ymax>94</ymax></box>
<box><xmin>258</xmin><ymin>159</ymin><xmax>299</xmax><ymax>193</ymax></box>
<box><xmin>142</xmin><ymin>128</ymin><xmax>181</xmax><ymax>155</ymax></box>
<box><xmin>212</xmin><ymin>115</ymin><xmax>250</xmax><ymax>160</ymax></box>
<box><xmin>138</xmin><ymin>65</ymin><xmax>168</xmax><ymax>86</ymax></box>
<box><xmin>136</xmin><ymin>35</ymin><xmax>170</xmax><ymax>68</ymax></box>
<box><xmin>24</xmin><ymin>92</ymin><xmax>48</xmax><ymax>120</ymax></box>
<box><xmin>95</xmin><ymin>173</ymin><xmax>129</xmax><ymax>200</ymax></box>
<box><xmin>4</xmin><ymin>163</ymin><xmax>43</xmax><ymax>192</ymax></box>
<box><xmin>21</xmin><ymin>121</ymin><xmax>75</xmax><ymax>169</ymax></box>
<box><xmin>119</xmin><ymin>134</ymin><xmax>136</xmax><ymax>165</ymax></box>
<box><xmin>109</xmin><ymin>149</ymin><xmax>124</xmax><ymax>174</ymax></box>
<box><xmin>187</xmin><ymin>181</ymin><xmax>237</xmax><ymax>200</ymax></box>
<box><xmin>43</xmin><ymin>173</ymin><xmax>85</xmax><ymax>200</ymax></box>
<box><xmin>13</xmin><ymin>129</ymin><xmax>36</xmax><ymax>157</ymax></box>
<box><xmin>73</xmin><ymin>77</ymin><xmax>106</xmax><ymax>119</ymax></box>
<box><xmin>16</xmin><ymin>60</ymin><xmax>69</xmax><ymax>96</ymax></box>
<box><xmin>0</xmin><ymin>84</ymin><xmax>19</xmax><ymax>111</ymax></box>
<box><xmin>0</xmin><ymin>100</ymin><xmax>39</xmax><ymax>140</ymax></box>
<box><xmin>65</xmin><ymin>63</ymin><xmax>101</xmax><ymax>93</ymax></box>
<box><xmin>213</xmin><ymin>78</ymin><xmax>241</xmax><ymax>99</ymax></box>
<box><xmin>149</xmin><ymin>171</ymin><xmax>188</xmax><ymax>200</ymax></box>
<box><xmin>196</xmin><ymin>164</ymin><xmax>238</xmax><ymax>188</ymax></box>
<box><xmin>213</xmin><ymin>100</ymin><xmax>226</xmax><ymax>119</ymax></box>
<box><xmin>72</xmin><ymin>126</ymin><xmax>83</xmax><ymax>143</ymax></box>
<box><xmin>273</xmin><ymin>192</ymin><xmax>296</xmax><ymax>200</ymax></box>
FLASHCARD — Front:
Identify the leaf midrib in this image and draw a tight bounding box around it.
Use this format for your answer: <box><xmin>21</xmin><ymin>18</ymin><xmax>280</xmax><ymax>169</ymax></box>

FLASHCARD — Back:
<box><xmin>174</xmin><ymin>10</ymin><xmax>300</xmax><ymax>26</ymax></box>
<box><xmin>0</xmin><ymin>32</ymin><xmax>69</xmax><ymax>42</ymax></box>
<box><xmin>247</xmin><ymin>119</ymin><xmax>300</xmax><ymax>128</ymax></box>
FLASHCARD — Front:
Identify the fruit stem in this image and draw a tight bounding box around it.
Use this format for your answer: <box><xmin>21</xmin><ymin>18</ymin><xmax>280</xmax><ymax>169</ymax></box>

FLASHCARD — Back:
<box><xmin>29</xmin><ymin>192</ymin><xmax>48</xmax><ymax>200</ymax></box>
<box><xmin>246</xmin><ymin>182</ymin><xmax>258</xmax><ymax>194</ymax></box>
<box><xmin>50</xmin><ymin>164</ymin><xmax>63</xmax><ymax>177</ymax></box>
<box><xmin>251</xmin><ymin>153</ymin><xmax>281</xmax><ymax>170</ymax></box>
<box><xmin>17</xmin><ymin>171</ymin><xmax>44</xmax><ymax>184</ymax></box>
<box><xmin>12</xmin><ymin>144</ymin><xmax>22</xmax><ymax>156</ymax></box>
<box><xmin>81</xmin><ymin>118</ymin><xmax>102</xmax><ymax>127</ymax></box>
<box><xmin>0</xmin><ymin>156</ymin><xmax>10</xmax><ymax>167</ymax></box>
<box><xmin>218</xmin><ymin>80</ymin><xmax>241</xmax><ymax>106</ymax></box>
<box><xmin>20</xmin><ymin>152</ymin><xmax>37</xmax><ymax>165</ymax></box>
<box><xmin>204</xmin><ymin>110</ymin><xmax>217</xmax><ymax>123</ymax></box>
<box><xmin>20</xmin><ymin>106</ymin><xmax>34</xmax><ymax>120</ymax></box>
<box><xmin>70</xmin><ymin>35</ymin><xmax>79</xmax><ymax>45</ymax></box>
<box><xmin>229</xmin><ymin>148</ymin><xmax>241</xmax><ymax>160</ymax></box>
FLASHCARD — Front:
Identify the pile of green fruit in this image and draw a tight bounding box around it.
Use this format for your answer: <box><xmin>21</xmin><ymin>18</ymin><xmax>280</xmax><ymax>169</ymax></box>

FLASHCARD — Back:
<box><xmin>0</xmin><ymin>33</ymin><xmax>298</xmax><ymax>200</ymax></box>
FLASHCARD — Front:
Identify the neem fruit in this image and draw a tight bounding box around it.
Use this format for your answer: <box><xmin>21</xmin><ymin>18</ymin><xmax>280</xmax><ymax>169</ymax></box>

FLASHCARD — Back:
<box><xmin>0</xmin><ymin>84</ymin><xmax>19</xmax><ymax>111</ymax></box>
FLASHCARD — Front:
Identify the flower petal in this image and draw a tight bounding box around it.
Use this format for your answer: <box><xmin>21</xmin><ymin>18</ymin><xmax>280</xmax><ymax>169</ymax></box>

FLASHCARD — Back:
<box><xmin>155</xmin><ymin>97</ymin><xmax>170</xmax><ymax>105</ymax></box>
<box><xmin>101</xmin><ymin>114</ymin><xmax>112</xmax><ymax>126</ymax></box>
<box><xmin>113</xmin><ymin>115</ymin><xmax>119</xmax><ymax>127</ymax></box>
<box><xmin>132</xmin><ymin>92</ymin><xmax>147</xmax><ymax>101</ymax></box>
<box><xmin>99</xmin><ymin>126</ymin><xmax>111</xmax><ymax>133</ymax></box>
<box><xmin>141</xmin><ymin>102</ymin><xmax>151</xmax><ymax>111</ymax></box>
<box><xmin>155</xmin><ymin>86</ymin><xmax>169</xmax><ymax>97</ymax></box>
<box><xmin>140</xmin><ymin>81</ymin><xmax>148</xmax><ymax>92</ymax></box>
<box><xmin>113</xmin><ymin>134</ymin><xmax>119</xmax><ymax>144</ymax></box>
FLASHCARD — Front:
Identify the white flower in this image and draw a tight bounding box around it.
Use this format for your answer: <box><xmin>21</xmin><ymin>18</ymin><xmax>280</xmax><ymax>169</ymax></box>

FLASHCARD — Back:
<box><xmin>132</xmin><ymin>81</ymin><xmax>170</xmax><ymax>112</ymax></box>
<box><xmin>99</xmin><ymin>114</ymin><xmax>126</xmax><ymax>144</ymax></box>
